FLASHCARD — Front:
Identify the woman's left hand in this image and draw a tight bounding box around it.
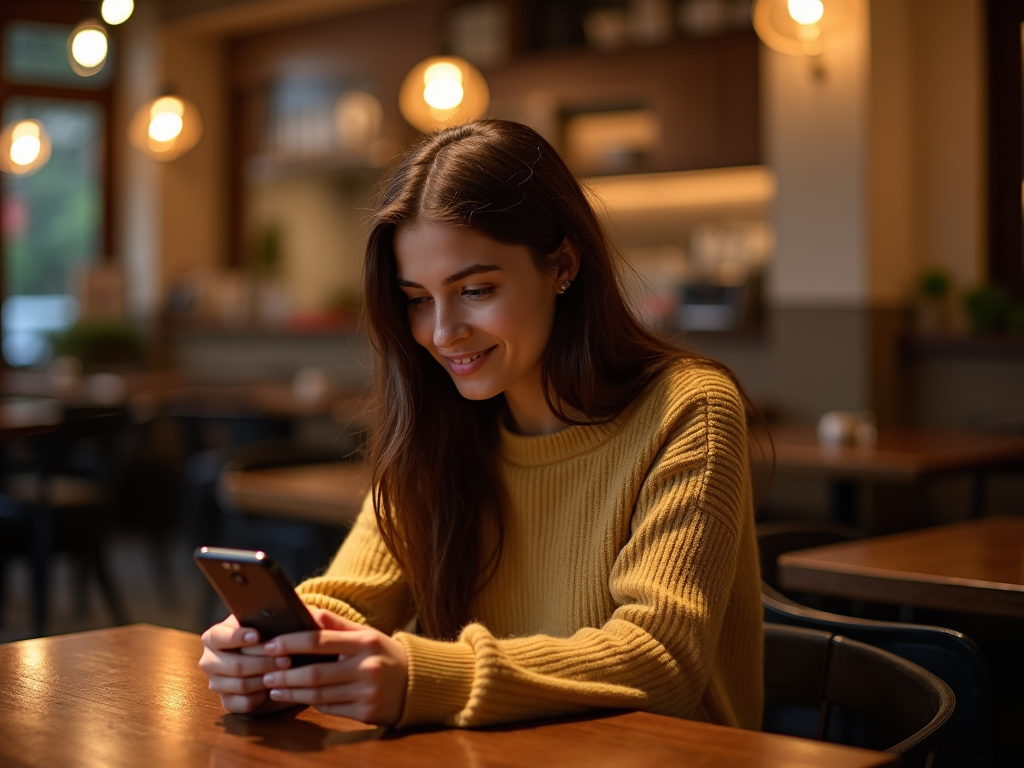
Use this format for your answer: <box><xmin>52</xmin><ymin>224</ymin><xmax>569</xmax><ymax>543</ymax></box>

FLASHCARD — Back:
<box><xmin>259</xmin><ymin>607</ymin><xmax>408</xmax><ymax>726</ymax></box>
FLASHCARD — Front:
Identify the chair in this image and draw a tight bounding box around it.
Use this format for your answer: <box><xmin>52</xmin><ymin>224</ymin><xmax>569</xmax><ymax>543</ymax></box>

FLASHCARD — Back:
<box><xmin>763</xmin><ymin>622</ymin><xmax>955</xmax><ymax>768</ymax></box>
<box><xmin>757</xmin><ymin>519</ymin><xmax>864</xmax><ymax>611</ymax></box>
<box><xmin>763</xmin><ymin>584</ymin><xmax>992</xmax><ymax>767</ymax></box>
<box><xmin>0</xmin><ymin>406</ymin><xmax>133</xmax><ymax>636</ymax></box>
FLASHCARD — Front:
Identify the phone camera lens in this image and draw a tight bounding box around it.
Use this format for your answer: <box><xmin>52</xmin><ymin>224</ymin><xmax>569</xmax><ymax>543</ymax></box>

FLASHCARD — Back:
<box><xmin>231</xmin><ymin>573</ymin><xmax>247</xmax><ymax>584</ymax></box>
<box><xmin>260</xmin><ymin>610</ymin><xmax>272</xmax><ymax>618</ymax></box>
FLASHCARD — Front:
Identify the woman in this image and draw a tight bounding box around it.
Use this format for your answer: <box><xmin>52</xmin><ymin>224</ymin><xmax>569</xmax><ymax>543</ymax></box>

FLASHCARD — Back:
<box><xmin>199</xmin><ymin>119</ymin><xmax>763</xmax><ymax>730</ymax></box>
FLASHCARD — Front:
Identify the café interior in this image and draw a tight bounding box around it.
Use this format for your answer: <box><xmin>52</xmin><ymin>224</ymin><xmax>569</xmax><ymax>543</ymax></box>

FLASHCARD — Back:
<box><xmin>1</xmin><ymin>0</ymin><xmax>1023</xmax><ymax>766</ymax></box>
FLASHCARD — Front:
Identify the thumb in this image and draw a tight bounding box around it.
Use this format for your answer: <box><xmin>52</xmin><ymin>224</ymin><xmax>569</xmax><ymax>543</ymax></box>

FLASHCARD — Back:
<box><xmin>310</xmin><ymin>607</ymin><xmax>365</xmax><ymax>631</ymax></box>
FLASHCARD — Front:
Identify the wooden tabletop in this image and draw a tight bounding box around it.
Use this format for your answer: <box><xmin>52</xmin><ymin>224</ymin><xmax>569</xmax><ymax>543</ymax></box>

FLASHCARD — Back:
<box><xmin>219</xmin><ymin>461</ymin><xmax>370</xmax><ymax>526</ymax></box>
<box><xmin>0</xmin><ymin>397</ymin><xmax>63</xmax><ymax>438</ymax></box>
<box><xmin>0</xmin><ymin>624</ymin><xmax>896</xmax><ymax>768</ymax></box>
<box><xmin>778</xmin><ymin>516</ymin><xmax>1024</xmax><ymax>617</ymax></box>
<box><xmin>764</xmin><ymin>425</ymin><xmax>1024</xmax><ymax>482</ymax></box>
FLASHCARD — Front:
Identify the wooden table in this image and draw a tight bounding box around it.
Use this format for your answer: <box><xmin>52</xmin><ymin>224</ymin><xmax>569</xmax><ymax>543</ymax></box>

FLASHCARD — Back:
<box><xmin>778</xmin><ymin>516</ymin><xmax>1024</xmax><ymax>617</ymax></box>
<box><xmin>0</xmin><ymin>397</ymin><xmax>63</xmax><ymax>439</ymax></box>
<box><xmin>0</xmin><ymin>624</ymin><xmax>896</xmax><ymax>768</ymax></box>
<box><xmin>765</xmin><ymin>425</ymin><xmax>1024</xmax><ymax>523</ymax></box>
<box><xmin>219</xmin><ymin>461</ymin><xmax>370</xmax><ymax>526</ymax></box>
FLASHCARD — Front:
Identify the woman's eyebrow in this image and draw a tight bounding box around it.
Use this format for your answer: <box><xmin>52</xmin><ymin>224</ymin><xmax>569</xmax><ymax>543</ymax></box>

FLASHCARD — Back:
<box><xmin>396</xmin><ymin>264</ymin><xmax>502</xmax><ymax>289</ymax></box>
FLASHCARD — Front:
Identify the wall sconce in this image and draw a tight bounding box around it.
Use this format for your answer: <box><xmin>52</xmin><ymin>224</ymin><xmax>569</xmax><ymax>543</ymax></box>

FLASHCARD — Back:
<box><xmin>0</xmin><ymin>119</ymin><xmax>52</xmax><ymax>176</ymax></box>
<box><xmin>399</xmin><ymin>56</ymin><xmax>489</xmax><ymax>134</ymax></box>
<box><xmin>68</xmin><ymin>19</ymin><xmax>109</xmax><ymax>77</ymax></box>
<box><xmin>752</xmin><ymin>0</ymin><xmax>861</xmax><ymax>57</ymax></box>
<box><xmin>129</xmin><ymin>94</ymin><xmax>203</xmax><ymax>161</ymax></box>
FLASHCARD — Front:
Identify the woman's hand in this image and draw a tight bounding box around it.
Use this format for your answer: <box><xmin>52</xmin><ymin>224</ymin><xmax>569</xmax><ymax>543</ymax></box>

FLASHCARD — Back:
<box><xmin>259</xmin><ymin>608</ymin><xmax>409</xmax><ymax>726</ymax></box>
<box><xmin>199</xmin><ymin>614</ymin><xmax>290</xmax><ymax>714</ymax></box>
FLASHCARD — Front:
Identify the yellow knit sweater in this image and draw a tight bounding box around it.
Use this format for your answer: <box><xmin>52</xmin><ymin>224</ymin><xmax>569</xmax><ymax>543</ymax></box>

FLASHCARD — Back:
<box><xmin>297</xmin><ymin>362</ymin><xmax>764</xmax><ymax>730</ymax></box>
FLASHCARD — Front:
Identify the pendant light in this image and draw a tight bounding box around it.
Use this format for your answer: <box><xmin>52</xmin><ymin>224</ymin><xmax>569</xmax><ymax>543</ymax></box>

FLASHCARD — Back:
<box><xmin>399</xmin><ymin>56</ymin><xmax>489</xmax><ymax>134</ymax></box>
<box><xmin>751</xmin><ymin>0</ymin><xmax>861</xmax><ymax>57</ymax></box>
<box><xmin>129</xmin><ymin>93</ymin><xmax>203</xmax><ymax>161</ymax></box>
<box><xmin>101</xmin><ymin>0</ymin><xmax>134</xmax><ymax>26</ymax></box>
<box><xmin>68</xmin><ymin>19</ymin><xmax>109</xmax><ymax>77</ymax></box>
<box><xmin>0</xmin><ymin>119</ymin><xmax>52</xmax><ymax>176</ymax></box>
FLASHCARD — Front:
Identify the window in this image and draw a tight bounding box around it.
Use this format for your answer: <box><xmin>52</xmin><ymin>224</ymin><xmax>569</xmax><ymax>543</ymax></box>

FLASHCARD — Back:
<box><xmin>0</xmin><ymin>6</ymin><xmax>112</xmax><ymax>366</ymax></box>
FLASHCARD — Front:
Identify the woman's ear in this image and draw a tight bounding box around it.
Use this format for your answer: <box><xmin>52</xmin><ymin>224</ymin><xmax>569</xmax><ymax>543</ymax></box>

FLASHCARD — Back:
<box><xmin>554</xmin><ymin>238</ymin><xmax>581</xmax><ymax>282</ymax></box>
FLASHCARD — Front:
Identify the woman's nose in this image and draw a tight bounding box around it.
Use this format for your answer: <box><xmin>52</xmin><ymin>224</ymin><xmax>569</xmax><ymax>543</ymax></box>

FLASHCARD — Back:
<box><xmin>433</xmin><ymin>303</ymin><xmax>470</xmax><ymax>348</ymax></box>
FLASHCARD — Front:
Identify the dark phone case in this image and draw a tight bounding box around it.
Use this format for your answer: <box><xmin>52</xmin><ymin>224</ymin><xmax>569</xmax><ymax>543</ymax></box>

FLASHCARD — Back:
<box><xmin>194</xmin><ymin>547</ymin><xmax>322</xmax><ymax>666</ymax></box>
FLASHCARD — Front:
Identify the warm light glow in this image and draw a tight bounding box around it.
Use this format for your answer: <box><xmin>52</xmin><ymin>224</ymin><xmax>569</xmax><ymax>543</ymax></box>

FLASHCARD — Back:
<box><xmin>399</xmin><ymin>56</ymin><xmax>488</xmax><ymax>133</ymax></box>
<box><xmin>101</xmin><ymin>0</ymin><xmax>134</xmax><ymax>25</ymax></box>
<box><xmin>422</xmin><ymin>62</ymin><xmax>464</xmax><ymax>110</ymax></box>
<box><xmin>148</xmin><ymin>97</ymin><xmax>185</xmax><ymax>142</ymax></box>
<box><xmin>130</xmin><ymin>94</ymin><xmax>203</xmax><ymax>161</ymax></box>
<box><xmin>788</xmin><ymin>0</ymin><xmax>824</xmax><ymax>25</ymax></box>
<box><xmin>70</xmin><ymin>27</ymin><xmax>108</xmax><ymax>69</ymax></box>
<box><xmin>752</xmin><ymin>0</ymin><xmax>861</xmax><ymax>57</ymax></box>
<box><xmin>10</xmin><ymin>121</ymin><xmax>42</xmax><ymax>166</ymax></box>
<box><xmin>796</xmin><ymin>23</ymin><xmax>821</xmax><ymax>41</ymax></box>
<box><xmin>0</xmin><ymin>119</ymin><xmax>51</xmax><ymax>175</ymax></box>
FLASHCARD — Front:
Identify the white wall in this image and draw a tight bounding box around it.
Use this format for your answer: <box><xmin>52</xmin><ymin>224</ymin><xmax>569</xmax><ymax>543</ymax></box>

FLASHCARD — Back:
<box><xmin>762</xmin><ymin>4</ymin><xmax>870</xmax><ymax>307</ymax></box>
<box><xmin>114</xmin><ymin>0</ymin><xmax>162</xmax><ymax>320</ymax></box>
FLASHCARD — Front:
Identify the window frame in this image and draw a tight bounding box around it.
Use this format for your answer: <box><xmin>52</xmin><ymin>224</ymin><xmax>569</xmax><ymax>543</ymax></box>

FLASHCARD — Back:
<box><xmin>0</xmin><ymin>1</ymin><xmax>116</xmax><ymax>326</ymax></box>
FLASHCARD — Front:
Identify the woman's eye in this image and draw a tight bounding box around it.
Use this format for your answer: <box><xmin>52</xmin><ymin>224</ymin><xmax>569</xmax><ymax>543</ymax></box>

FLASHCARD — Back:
<box><xmin>462</xmin><ymin>286</ymin><xmax>495</xmax><ymax>299</ymax></box>
<box><xmin>406</xmin><ymin>296</ymin><xmax>432</xmax><ymax>309</ymax></box>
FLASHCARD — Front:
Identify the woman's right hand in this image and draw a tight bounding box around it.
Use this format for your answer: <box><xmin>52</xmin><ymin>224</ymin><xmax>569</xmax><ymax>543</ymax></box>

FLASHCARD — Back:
<box><xmin>199</xmin><ymin>615</ymin><xmax>292</xmax><ymax>713</ymax></box>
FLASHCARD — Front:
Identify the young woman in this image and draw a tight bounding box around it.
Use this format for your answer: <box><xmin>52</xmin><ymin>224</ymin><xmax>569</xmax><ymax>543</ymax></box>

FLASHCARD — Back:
<box><xmin>199</xmin><ymin>119</ymin><xmax>763</xmax><ymax>730</ymax></box>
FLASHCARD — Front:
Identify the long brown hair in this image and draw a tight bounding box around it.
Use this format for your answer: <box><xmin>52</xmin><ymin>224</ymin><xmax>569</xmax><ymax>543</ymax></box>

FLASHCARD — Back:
<box><xmin>363</xmin><ymin>119</ymin><xmax>753</xmax><ymax>639</ymax></box>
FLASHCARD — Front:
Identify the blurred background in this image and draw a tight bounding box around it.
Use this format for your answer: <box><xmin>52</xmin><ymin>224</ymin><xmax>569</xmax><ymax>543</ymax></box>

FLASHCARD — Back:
<box><xmin>0</xmin><ymin>0</ymin><xmax>1021</xmax><ymax>645</ymax></box>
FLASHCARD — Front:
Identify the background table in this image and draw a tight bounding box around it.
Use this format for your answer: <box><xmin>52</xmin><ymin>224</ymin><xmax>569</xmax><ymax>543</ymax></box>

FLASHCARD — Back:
<box><xmin>0</xmin><ymin>624</ymin><xmax>896</xmax><ymax>768</ymax></box>
<box><xmin>778</xmin><ymin>516</ymin><xmax>1024</xmax><ymax>617</ymax></box>
<box><xmin>0</xmin><ymin>397</ymin><xmax>63</xmax><ymax>439</ymax></box>
<box><xmin>218</xmin><ymin>461</ymin><xmax>370</xmax><ymax>526</ymax></box>
<box><xmin>765</xmin><ymin>426</ymin><xmax>1024</xmax><ymax>523</ymax></box>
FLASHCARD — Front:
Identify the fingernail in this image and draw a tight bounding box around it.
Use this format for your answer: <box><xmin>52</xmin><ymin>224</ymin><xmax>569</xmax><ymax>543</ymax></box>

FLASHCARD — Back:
<box><xmin>269</xmin><ymin>689</ymin><xmax>282</xmax><ymax>700</ymax></box>
<box><xmin>243</xmin><ymin>631</ymin><xmax>257</xmax><ymax>643</ymax></box>
<box><xmin>263</xmin><ymin>673</ymin><xmax>277</xmax><ymax>685</ymax></box>
<box><xmin>264</xmin><ymin>641</ymin><xmax>278</xmax><ymax>652</ymax></box>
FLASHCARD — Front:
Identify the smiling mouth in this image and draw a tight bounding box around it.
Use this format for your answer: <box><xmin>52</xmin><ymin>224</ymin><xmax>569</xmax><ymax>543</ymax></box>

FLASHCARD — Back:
<box><xmin>450</xmin><ymin>352</ymin><xmax>486</xmax><ymax>365</ymax></box>
<box><xmin>443</xmin><ymin>346</ymin><xmax>496</xmax><ymax>373</ymax></box>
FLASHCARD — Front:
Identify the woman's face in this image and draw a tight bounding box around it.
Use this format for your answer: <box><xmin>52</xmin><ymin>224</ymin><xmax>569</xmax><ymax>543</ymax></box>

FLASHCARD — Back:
<box><xmin>394</xmin><ymin>221</ymin><xmax>564</xmax><ymax>424</ymax></box>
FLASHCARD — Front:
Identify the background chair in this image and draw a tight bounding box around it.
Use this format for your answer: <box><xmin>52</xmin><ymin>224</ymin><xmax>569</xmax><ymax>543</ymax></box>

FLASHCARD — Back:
<box><xmin>757</xmin><ymin>519</ymin><xmax>865</xmax><ymax>613</ymax></box>
<box><xmin>763</xmin><ymin>622</ymin><xmax>955</xmax><ymax>768</ymax></box>
<box><xmin>764</xmin><ymin>584</ymin><xmax>992</xmax><ymax>767</ymax></box>
<box><xmin>0</xmin><ymin>405</ymin><xmax>133</xmax><ymax>636</ymax></box>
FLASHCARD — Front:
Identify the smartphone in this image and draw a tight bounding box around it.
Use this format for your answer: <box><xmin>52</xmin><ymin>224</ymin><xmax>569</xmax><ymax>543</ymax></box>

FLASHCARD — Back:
<box><xmin>194</xmin><ymin>546</ymin><xmax>321</xmax><ymax>666</ymax></box>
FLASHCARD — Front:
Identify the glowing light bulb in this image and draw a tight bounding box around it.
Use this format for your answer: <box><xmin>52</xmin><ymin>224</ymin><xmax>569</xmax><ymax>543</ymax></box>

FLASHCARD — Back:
<box><xmin>148</xmin><ymin>97</ymin><xmax>185</xmax><ymax>142</ymax></box>
<box><xmin>10</xmin><ymin>121</ymin><xmax>42</xmax><ymax>166</ymax></box>
<box><xmin>71</xmin><ymin>27</ymin><xmax>108</xmax><ymax>69</ymax></box>
<box><xmin>101</xmin><ymin>0</ymin><xmax>134</xmax><ymax>25</ymax></box>
<box><xmin>788</xmin><ymin>0</ymin><xmax>824</xmax><ymax>25</ymax></box>
<box><xmin>422</xmin><ymin>62</ymin><xmax>464</xmax><ymax>110</ymax></box>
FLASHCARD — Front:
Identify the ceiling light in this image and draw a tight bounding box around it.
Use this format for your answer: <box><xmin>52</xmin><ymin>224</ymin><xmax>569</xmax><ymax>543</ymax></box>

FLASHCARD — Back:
<box><xmin>101</xmin><ymin>0</ymin><xmax>134</xmax><ymax>25</ymax></box>
<box><xmin>68</xmin><ymin>20</ymin><xmax>109</xmax><ymax>76</ymax></box>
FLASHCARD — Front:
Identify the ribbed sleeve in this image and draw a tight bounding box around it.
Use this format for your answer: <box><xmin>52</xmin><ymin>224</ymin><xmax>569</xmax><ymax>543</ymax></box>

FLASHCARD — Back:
<box><xmin>296</xmin><ymin>362</ymin><xmax>763</xmax><ymax>731</ymax></box>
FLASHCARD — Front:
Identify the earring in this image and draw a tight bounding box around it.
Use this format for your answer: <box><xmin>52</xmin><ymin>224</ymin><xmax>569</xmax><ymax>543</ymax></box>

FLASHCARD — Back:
<box><xmin>558</xmin><ymin>280</ymin><xmax>571</xmax><ymax>294</ymax></box>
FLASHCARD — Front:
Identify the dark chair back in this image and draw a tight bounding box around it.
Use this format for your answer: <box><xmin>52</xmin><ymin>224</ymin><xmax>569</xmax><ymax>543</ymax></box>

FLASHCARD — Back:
<box><xmin>764</xmin><ymin>623</ymin><xmax>955</xmax><ymax>768</ymax></box>
<box><xmin>764</xmin><ymin>584</ymin><xmax>992</xmax><ymax>767</ymax></box>
<box><xmin>757</xmin><ymin>519</ymin><xmax>863</xmax><ymax>591</ymax></box>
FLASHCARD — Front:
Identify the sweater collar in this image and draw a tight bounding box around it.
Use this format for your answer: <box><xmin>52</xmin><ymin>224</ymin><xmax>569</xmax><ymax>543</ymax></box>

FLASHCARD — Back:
<box><xmin>498</xmin><ymin>402</ymin><xmax>637</xmax><ymax>467</ymax></box>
